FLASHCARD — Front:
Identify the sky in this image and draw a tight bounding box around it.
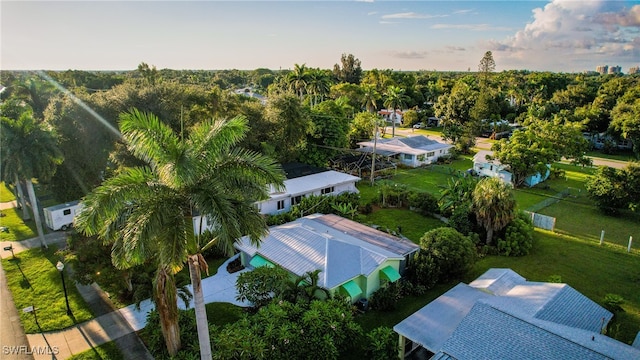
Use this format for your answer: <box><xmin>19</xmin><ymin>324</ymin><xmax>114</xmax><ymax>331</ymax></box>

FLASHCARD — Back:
<box><xmin>1</xmin><ymin>0</ymin><xmax>639</xmax><ymax>73</ymax></box>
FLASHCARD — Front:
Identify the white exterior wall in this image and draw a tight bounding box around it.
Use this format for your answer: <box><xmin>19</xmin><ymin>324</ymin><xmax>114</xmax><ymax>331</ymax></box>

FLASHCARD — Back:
<box><xmin>473</xmin><ymin>162</ymin><xmax>513</xmax><ymax>184</ymax></box>
<box><xmin>400</xmin><ymin>148</ymin><xmax>451</xmax><ymax>168</ymax></box>
<box><xmin>258</xmin><ymin>181</ymin><xmax>359</xmax><ymax>215</ymax></box>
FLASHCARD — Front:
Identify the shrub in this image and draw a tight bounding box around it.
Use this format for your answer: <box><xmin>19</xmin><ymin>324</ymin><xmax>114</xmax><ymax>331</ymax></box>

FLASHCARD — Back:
<box><xmin>235</xmin><ymin>265</ymin><xmax>290</xmax><ymax>308</ymax></box>
<box><xmin>604</xmin><ymin>293</ymin><xmax>625</xmax><ymax>312</ymax></box>
<box><xmin>141</xmin><ymin>309</ymin><xmax>205</xmax><ymax>360</ymax></box>
<box><xmin>420</xmin><ymin>227</ymin><xmax>476</xmax><ymax>281</ymax></box>
<box><xmin>407</xmin><ymin>252</ymin><xmax>440</xmax><ymax>289</ymax></box>
<box><xmin>448</xmin><ymin>204</ymin><xmax>475</xmax><ymax>235</ymax></box>
<box><xmin>408</xmin><ymin>191</ymin><xmax>439</xmax><ymax>214</ymax></box>
<box><xmin>497</xmin><ymin>212</ymin><xmax>534</xmax><ymax>256</ymax></box>
<box><xmin>369</xmin><ymin>282</ymin><xmax>402</xmax><ymax>311</ymax></box>
<box><xmin>366</xmin><ymin>327</ymin><xmax>398</xmax><ymax>360</ymax></box>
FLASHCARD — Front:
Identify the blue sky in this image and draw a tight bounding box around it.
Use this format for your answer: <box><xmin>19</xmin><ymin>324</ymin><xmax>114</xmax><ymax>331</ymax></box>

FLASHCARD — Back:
<box><xmin>2</xmin><ymin>1</ymin><xmax>639</xmax><ymax>72</ymax></box>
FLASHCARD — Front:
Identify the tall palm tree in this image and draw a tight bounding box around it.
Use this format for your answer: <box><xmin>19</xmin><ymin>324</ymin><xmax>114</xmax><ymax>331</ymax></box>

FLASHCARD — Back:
<box><xmin>75</xmin><ymin>109</ymin><xmax>284</xmax><ymax>358</ymax></box>
<box><xmin>361</xmin><ymin>84</ymin><xmax>380</xmax><ymax>114</ymax></box>
<box><xmin>307</xmin><ymin>69</ymin><xmax>331</xmax><ymax>107</ymax></box>
<box><xmin>1</xmin><ymin>110</ymin><xmax>62</xmax><ymax>248</ymax></box>
<box><xmin>472</xmin><ymin>177</ymin><xmax>516</xmax><ymax>245</ymax></box>
<box><xmin>287</xmin><ymin>63</ymin><xmax>310</xmax><ymax>100</ymax></box>
<box><xmin>383</xmin><ymin>86</ymin><xmax>409</xmax><ymax>138</ymax></box>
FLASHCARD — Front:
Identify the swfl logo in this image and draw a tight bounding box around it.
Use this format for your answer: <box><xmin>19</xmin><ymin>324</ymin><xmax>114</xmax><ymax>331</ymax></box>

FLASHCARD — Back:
<box><xmin>2</xmin><ymin>345</ymin><xmax>60</xmax><ymax>355</ymax></box>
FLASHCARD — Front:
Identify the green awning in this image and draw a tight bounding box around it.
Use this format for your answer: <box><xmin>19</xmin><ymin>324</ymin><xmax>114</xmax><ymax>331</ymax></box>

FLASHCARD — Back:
<box><xmin>340</xmin><ymin>280</ymin><xmax>363</xmax><ymax>298</ymax></box>
<box><xmin>380</xmin><ymin>265</ymin><xmax>401</xmax><ymax>283</ymax></box>
<box><xmin>249</xmin><ymin>254</ymin><xmax>274</xmax><ymax>268</ymax></box>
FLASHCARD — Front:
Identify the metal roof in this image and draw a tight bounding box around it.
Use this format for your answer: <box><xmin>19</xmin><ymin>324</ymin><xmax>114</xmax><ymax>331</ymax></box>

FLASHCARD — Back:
<box><xmin>357</xmin><ymin>135</ymin><xmax>452</xmax><ymax>156</ymax></box>
<box><xmin>235</xmin><ymin>215</ymin><xmax>405</xmax><ymax>289</ymax></box>
<box><xmin>268</xmin><ymin>170</ymin><xmax>361</xmax><ymax>199</ymax></box>
<box><xmin>312</xmin><ymin>214</ymin><xmax>419</xmax><ymax>257</ymax></box>
<box><xmin>43</xmin><ymin>200</ymin><xmax>81</xmax><ymax>212</ymax></box>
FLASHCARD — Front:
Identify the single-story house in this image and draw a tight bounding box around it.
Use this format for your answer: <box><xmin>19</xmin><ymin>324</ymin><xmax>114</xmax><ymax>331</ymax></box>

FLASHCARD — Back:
<box><xmin>234</xmin><ymin>213</ymin><xmax>420</xmax><ymax>303</ymax></box>
<box><xmin>394</xmin><ymin>268</ymin><xmax>640</xmax><ymax>359</ymax></box>
<box><xmin>379</xmin><ymin>109</ymin><xmax>403</xmax><ymax>124</ymax></box>
<box><xmin>357</xmin><ymin>135</ymin><xmax>453</xmax><ymax>168</ymax></box>
<box><xmin>193</xmin><ymin>164</ymin><xmax>360</xmax><ymax>234</ymax></box>
<box><xmin>258</xmin><ymin>164</ymin><xmax>361</xmax><ymax>215</ymax></box>
<box><xmin>584</xmin><ymin>132</ymin><xmax>634</xmax><ymax>151</ymax></box>
<box><xmin>472</xmin><ymin>150</ymin><xmax>549</xmax><ymax>187</ymax></box>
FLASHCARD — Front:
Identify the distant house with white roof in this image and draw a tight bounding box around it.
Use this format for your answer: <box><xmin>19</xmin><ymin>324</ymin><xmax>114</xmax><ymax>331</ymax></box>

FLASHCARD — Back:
<box><xmin>235</xmin><ymin>214</ymin><xmax>420</xmax><ymax>303</ymax></box>
<box><xmin>473</xmin><ymin>149</ymin><xmax>549</xmax><ymax>187</ymax></box>
<box><xmin>394</xmin><ymin>268</ymin><xmax>640</xmax><ymax>359</ymax></box>
<box><xmin>357</xmin><ymin>135</ymin><xmax>452</xmax><ymax>168</ymax></box>
<box><xmin>193</xmin><ymin>164</ymin><xmax>360</xmax><ymax>234</ymax></box>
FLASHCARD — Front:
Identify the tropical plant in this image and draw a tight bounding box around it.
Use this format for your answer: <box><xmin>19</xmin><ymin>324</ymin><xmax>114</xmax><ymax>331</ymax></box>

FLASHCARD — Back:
<box><xmin>472</xmin><ymin>177</ymin><xmax>516</xmax><ymax>245</ymax></box>
<box><xmin>361</xmin><ymin>84</ymin><xmax>380</xmax><ymax>114</ymax></box>
<box><xmin>419</xmin><ymin>227</ymin><xmax>475</xmax><ymax>282</ymax></box>
<box><xmin>366</xmin><ymin>327</ymin><xmax>398</xmax><ymax>360</ymax></box>
<box><xmin>75</xmin><ymin>109</ymin><xmax>284</xmax><ymax>357</ymax></box>
<box><xmin>236</xmin><ymin>265</ymin><xmax>291</xmax><ymax>308</ymax></box>
<box><xmin>287</xmin><ymin>63</ymin><xmax>310</xmax><ymax>99</ymax></box>
<box><xmin>307</xmin><ymin>68</ymin><xmax>332</xmax><ymax>107</ymax></box>
<box><xmin>383</xmin><ymin>85</ymin><xmax>409</xmax><ymax>137</ymax></box>
<box><xmin>497</xmin><ymin>211</ymin><xmax>535</xmax><ymax>256</ymax></box>
<box><xmin>0</xmin><ymin>109</ymin><xmax>63</xmax><ymax>248</ymax></box>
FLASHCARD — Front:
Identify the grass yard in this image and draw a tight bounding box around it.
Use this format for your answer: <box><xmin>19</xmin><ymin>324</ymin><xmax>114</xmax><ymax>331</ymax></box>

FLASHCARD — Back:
<box><xmin>68</xmin><ymin>342</ymin><xmax>124</xmax><ymax>360</ymax></box>
<box><xmin>206</xmin><ymin>302</ymin><xmax>245</xmax><ymax>326</ymax></box>
<box><xmin>0</xmin><ymin>207</ymin><xmax>38</xmax><ymax>241</ymax></box>
<box><xmin>359</xmin><ymin>208</ymin><xmax>445</xmax><ymax>244</ymax></box>
<box><xmin>586</xmin><ymin>150</ymin><xmax>637</xmax><ymax>162</ymax></box>
<box><xmin>539</xmin><ymin>200</ymin><xmax>640</xmax><ymax>248</ymax></box>
<box><xmin>0</xmin><ymin>182</ymin><xmax>16</xmax><ymax>202</ymax></box>
<box><xmin>1</xmin><ymin>246</ymin><xmax>94</xmax><ymax>333</ymax></box>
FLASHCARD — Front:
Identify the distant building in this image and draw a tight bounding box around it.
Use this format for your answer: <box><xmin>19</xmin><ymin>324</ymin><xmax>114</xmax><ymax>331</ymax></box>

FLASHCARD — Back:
<box><xmin>596</xmin><ymin>65</ymin><xmax>608</xmax><ymax>74</ymax></box>
<box><xmin>609</xmin><ymin>65</ymin><xmax>622</xmax><ymax>74</ymax></box>
<box><xmin>629</xmin><ymin>66</ymin><xmax>639</xmax><ymax>75</ymax></box>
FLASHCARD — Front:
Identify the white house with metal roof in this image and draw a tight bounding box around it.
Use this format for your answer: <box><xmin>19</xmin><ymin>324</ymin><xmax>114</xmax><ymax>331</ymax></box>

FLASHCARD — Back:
<box><xmin>394</xmin><ymin>268</ymin><xmax>640</xmax><ymax>359</ymax></box>
<box><xmin>357</xmin><ymin>135</ymin><xmax>452</xmax><ymax>168</ymax></box>
<box><xmin>258</xmin><ymin>169</ymin><xmax>360</xmax><ymax>215</ymax></box>
<box><xmin>234</xmin><ymin>214</ymin><xmax>420</xmax><ymax>303</ymax></box>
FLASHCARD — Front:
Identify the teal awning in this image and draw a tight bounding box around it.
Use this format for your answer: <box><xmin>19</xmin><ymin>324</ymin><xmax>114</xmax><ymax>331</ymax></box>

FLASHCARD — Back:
<box><xmin>380</xmin><ymin>265</ymin><xmax>401</xmax><ymax>283</ymax></box>
<box><xmin>249</xmin><ymin>254</ymin><xmax>274</xmax><ymax>268</ymax></box>
<box><xmin>340</xmin><ymin>280</ymin><xmax>363</xmax><ymax>298</ymax></box>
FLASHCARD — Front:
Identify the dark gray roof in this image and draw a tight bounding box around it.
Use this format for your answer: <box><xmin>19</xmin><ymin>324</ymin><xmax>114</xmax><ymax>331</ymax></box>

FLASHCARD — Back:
<box><xmin>355</xmin><ymin>147</ymin><xmax>399</xmax><ymax>157</ymax></box>
<box><xmin>440</xmin><ymin>302</ymin><xmax>640</xmax><ymax>360</ymax></box>
<box><xmin>313</xmin><ymin>214</ymin><xmax>419</xmax><ymax>257</ymax></box>
<box><xmin>397</xmin><ymin>268</ymin><xmax>639</xmax><ymax>360</ymax></box>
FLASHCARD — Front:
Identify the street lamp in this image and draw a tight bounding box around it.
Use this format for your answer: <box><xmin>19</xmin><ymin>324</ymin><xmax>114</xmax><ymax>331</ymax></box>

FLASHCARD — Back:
<box><xmin>56</xmin><ymin>261</ymin><xmax>72</xmax><ymax>316</ymax></box>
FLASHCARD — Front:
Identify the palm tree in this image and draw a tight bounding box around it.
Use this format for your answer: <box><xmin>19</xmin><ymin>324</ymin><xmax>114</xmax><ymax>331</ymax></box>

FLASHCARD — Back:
<box><xmin>472</xmin><ymin>177</ymin><xmax>516</xmax><ymax>245</ymax></box>
<box><xmin>361</xmin><ymin>84</ymin><xmax>380</xmax><ymax>114</ymax></box>
<box><xmin>307</xmin><ymin>69</ymin><xmax>331</xmax><ymax>107</ymax></box>
<box><xmin>1</xmin><ymin>110</ymin><xmax>62</xmax><ymax>248</ymax></box>
<box><xmin>287</xmin><ymin>63</ymin><xmax>310</xmax><ymax>100</ymax></box>
<box><xmin>75</xmin><ymin>109</ymin><xmax>284</xmax><ymax>358</ymax></box>
<box><xmin>383</xmin><ymin>86</ymin><xmax>409</xmax><ymax>138</ymax></box>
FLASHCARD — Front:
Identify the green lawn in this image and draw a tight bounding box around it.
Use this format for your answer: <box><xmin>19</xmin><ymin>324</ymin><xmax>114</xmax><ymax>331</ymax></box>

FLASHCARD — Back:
<box><xmin>68</xmin><ymin>342</ymin><xmax>124</xmax><ymax>360</ymax></box>
<box><xmin>0</xmin><ymin>182</ymin><xmax>16</xmax><ymax>202</ymax></box>
<box><xmin>1</xmin><ymin>246</ymin><xmax>94</xmax><ymax>333</ymax></box>
<box><xmin>0</xmin><ymin>207</ymin><xmax>38</xmax><ymax>241</ymax></box>
<box><xmin>586</xmin><ymin>150</ymin><xmax>637</xmax><ymax>162</ymax></box>
<box><xmin>359</xmin><ymin>208</ymin><xmax>444</xmax><ymax>244</ymax></box>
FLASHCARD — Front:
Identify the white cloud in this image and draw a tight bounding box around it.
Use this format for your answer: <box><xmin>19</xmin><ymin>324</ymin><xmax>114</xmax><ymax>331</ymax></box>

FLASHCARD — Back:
<box><xmin>389</xmin><ymin>50</ymin><xmax>429</xmax><ymax>59</ymax></box>
<box><xmin>381</xmin><ymin>12</ymin><xmax>447</xmax><ymax>20</ymax></box>
<box><xmin>432</xmin><ymin>23</ymin><xmax>512</xmax><ymax>31</ymax></box>
<box><xmin>492</xmin><ymin>0</ymin><xmax>640</xmax><ymax>71</ymax></box>
<box><xmin>367</xmin><ymin>11</ymin><xmax>378</xmax><ymax>16</ymax></box>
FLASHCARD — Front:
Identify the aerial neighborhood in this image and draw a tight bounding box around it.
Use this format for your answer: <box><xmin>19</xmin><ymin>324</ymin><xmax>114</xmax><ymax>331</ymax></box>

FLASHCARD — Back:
<box><xmin>1</xmin><ymin>1</ymin><xmax>640</xmax><ymax>359</ymax></box>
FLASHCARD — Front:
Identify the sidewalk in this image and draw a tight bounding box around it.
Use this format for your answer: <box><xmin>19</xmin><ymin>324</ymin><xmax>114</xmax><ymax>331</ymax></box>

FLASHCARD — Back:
<box><xmin>3</xmin><ymin>227</ymin><xmax>248</xmax><ymax>359</ymax></box>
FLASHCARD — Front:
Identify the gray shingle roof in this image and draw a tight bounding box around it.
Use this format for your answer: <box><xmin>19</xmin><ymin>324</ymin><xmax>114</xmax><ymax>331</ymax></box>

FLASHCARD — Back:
<box><xmin>235</xmin><ymin>215</ymin><xmax>405</xmax><ymax>289</ymax></box>
<box><xmin>440</xmin><ymin>302</ymin><xmax>636</xmax><ymax>360</ymax></box>
<box><xmin>396</xmin><ymin>268</ymin><xmax>639</xmax><ymax>360</ymax></box>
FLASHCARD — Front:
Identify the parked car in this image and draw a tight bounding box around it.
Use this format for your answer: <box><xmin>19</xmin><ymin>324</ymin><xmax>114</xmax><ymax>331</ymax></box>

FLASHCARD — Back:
<box><xmin>413</xmin><ymin>122</ymin><xmax>425</xmax><ymax>129</ymax></box>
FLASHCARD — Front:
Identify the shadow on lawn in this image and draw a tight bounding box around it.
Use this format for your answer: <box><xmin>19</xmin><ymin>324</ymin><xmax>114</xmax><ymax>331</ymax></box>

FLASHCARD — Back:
<box><xmin>8</xmin><ymin>257</ymin><xmax>33</xmax><ymax>289</ymax></box>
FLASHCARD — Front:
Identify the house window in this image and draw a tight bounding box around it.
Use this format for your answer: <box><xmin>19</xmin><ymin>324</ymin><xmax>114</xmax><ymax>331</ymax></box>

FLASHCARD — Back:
<box><xmin>321</xmin><ymin>187</ymin><xmax>334</xmax><ymax>195</ymax></box>
<box><xmin>277</xmin><ymin>200</ymin><xmax>285</xmax><ymax>210</ymax></box>
<box><xmin>417</xmin><ymin>154</ymin><xmax>425</xmax><ymax>162</ymax></box>
<box><xmin>426</xmin><ymin>152</ymin><xmax>435</xmax><ymax>157</ymax></box>
<box><xmin>403</xmin><ymin>154</ymin><xmax>413</xmax><ymax>160</ymax></box>
<box><xmin>63</xmin><ymin>209</ymin><xmax>71</xmax><ymax>216</ymax></box>
<box><xmin>292</xmin><ymin>195</ymin><xmax>303</xmax><ymax>206</ymax></box>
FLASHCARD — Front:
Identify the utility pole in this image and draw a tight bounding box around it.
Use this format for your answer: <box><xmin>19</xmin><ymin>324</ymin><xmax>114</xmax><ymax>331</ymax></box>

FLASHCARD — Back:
<box><xmin>370</xmin><ymin>122</ymin><xmax>378</xmax><ymax>186</ymax></box>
